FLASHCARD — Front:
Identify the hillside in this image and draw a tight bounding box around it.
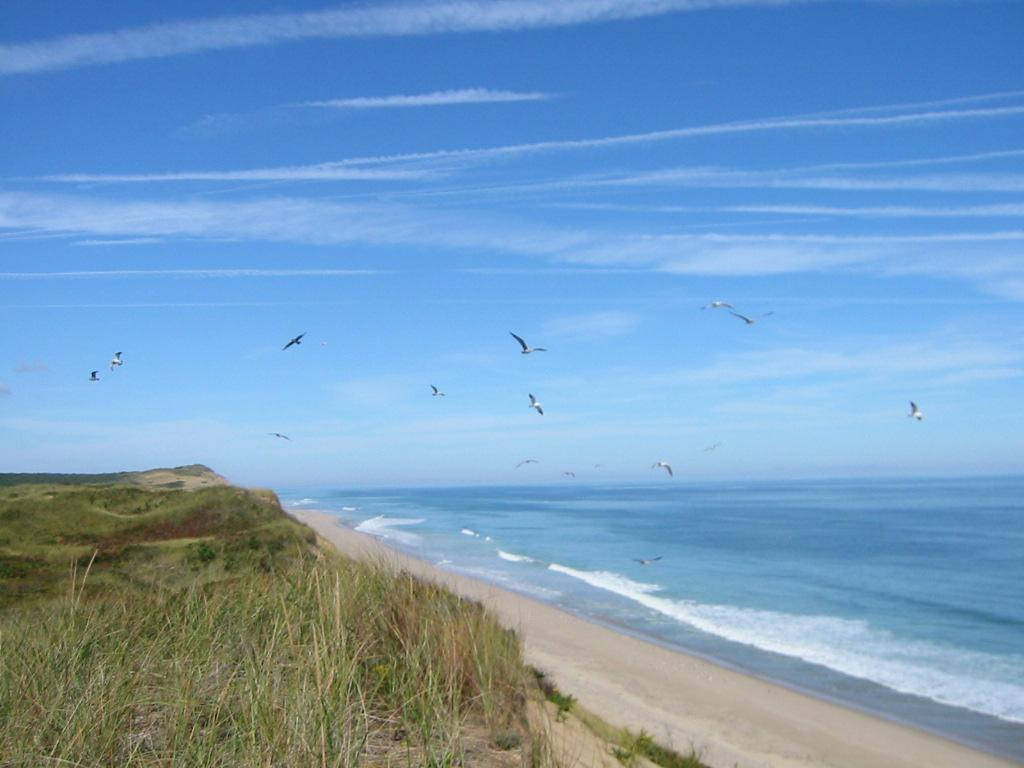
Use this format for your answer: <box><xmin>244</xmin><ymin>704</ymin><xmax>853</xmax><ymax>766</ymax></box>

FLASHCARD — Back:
<box><xmin>0</xmin><ymin>470</ymin><xmax>544</xmax><ymax>766</ymax></box>
<box><xmin>0</xmin><ymin>463</ymin><xmax>228</xmax><ymax>490</ymax></box>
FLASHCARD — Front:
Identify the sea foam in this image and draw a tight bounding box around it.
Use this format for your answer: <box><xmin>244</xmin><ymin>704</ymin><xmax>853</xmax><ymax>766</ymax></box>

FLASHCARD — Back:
<box><xmin>548</xmin><ymin>562</ymin><xmax>1024</xmax><ymax>723</ymax></box>
<box><xmin>354</xmin><ymin>515</ymin><xmax>425</xmax><ymax>546</ymax></box>
<box><xmin>497</xmin><ymin>549</ymin><xmax>536</xmax><ymax>563</ymax></box>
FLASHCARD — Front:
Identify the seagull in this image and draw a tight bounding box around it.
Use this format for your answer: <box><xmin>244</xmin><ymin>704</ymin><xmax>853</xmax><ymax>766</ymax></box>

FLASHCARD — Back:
<box><xmin>109</xmin><ymin>352</ymin><xmax>123</xmax><ymax>371</ymax></box>
<box><xmin>563</xmin><ymin>471</ymin><xmax>576</xmax><ymax>478</ymax></box>
<box><xmin>88</xmin><ymin>371</ymin><xmax>99</xmax><ymax>381</ymax></box>
<box><xmin>702</xmin><ymin>301</ymin><xmax>733</xmax><ymax>310</ymax></box>
<box><xmin>268</xmin><ymin>432</ymin><xmax>291</xmax><ymax>440</ymax></box>
<box><xmin>515</xmin><ymin>459</ymin><xmax>539</xmax><ymax>468</ymax></box>
<box><xmin>282</xmin><ymin>333</ymin><xmax>305</xmax><ymax>350</ymax></box>
<box><xmin>908</xmin><ymin>401</ymin><xmax>924</xmax><ymax>421</ymax></box>
<box><xmin>703</xmin><ymin>442</ymin><xmax>722</xmax><ymax>453</ymax></box>
<box><xmin>528</xmin><ymin>393</ymin><xmax>544</xmax><ymax>415</ymax></box>
<box><xmin>652</xmin><ymin>461</ymin><xmax>673</xmax><ymax>477</ymax></box>
<box><xmin>430</xmin><ymin>385</ymin><xmax>445</xmax><ymax>397</ymax></box>
<box><xmin>510</xmin><ymin>331</ymin><xmax>546</xmax><ymax>354</ymax></box>
<box><xmin>728</xmin><ymin>310</ymin><xmax>774</xmax><ymax>325</ymax></box>
<box><xmin>633</xmin><ymin>556</ymin><xmax>663</xmax><ymax>566</ymax></box>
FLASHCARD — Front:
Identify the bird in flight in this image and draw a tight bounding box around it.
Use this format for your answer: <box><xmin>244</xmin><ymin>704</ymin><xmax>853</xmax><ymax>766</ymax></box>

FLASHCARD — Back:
<box><xmin>652</xmin><ymin>461</ymin><xmax>673</xmax><ymax>477</ymax></box>
<box><xmin>268</xmin><ymin>432</ymin><xmax>290</xmax><ymax>440</ymax></box>
<box><xmin>88</xmin><ymin>371</ymin><xmax>99</xmax><ymax>381</ymax></box>
<box><xmin>282</xmin><ymin>333</ymin><xmax>305</xmax><ymax>350</ymax></box>
<box><xmin>703</xmin><ymin>442</ymin><xmax>722</xmax><ymax>453</ymax></box>
<box><xmin>515</xmin><ymin>459</ymin><xmax>539</xmax><ymax>468</ymax></box>
<box><xmin>430</xmin><ymin>385</ymin><xmax>445</xmax><ymax>397</ymax></box>
<box><xmin>728</xmin><ymin>310</ymin><xmax>774</xmax><ymax>325</ymax></box>
<box><xmin>633</xmin><ymin>556</ymin><xmax>663</xmax><ymax>566</ymax></box>
<box><xmin>563</xmin><ymin>471</ymin><xmax>576</xmax><ymax>478</ymax></box>
<box><xmin>528</xmin><ymin>393</ymin><xmax>544</xmax><ymax>415</ymax></box>
<box><xmin>109</xmin><ymin>352</ymin><xmax>123</xmax><ymax>371</ymax></box>
<box><xmin>908</xmin><ymin>402</ymin><xmax>924</xmax><ymax>421</ymax></box>
<box><xmin>702</xmin><ymin>301</ymin><xmax>733</xmax><ymax>310</ymax></box>
<box><xmin>510</xmin><ymin>331</ymin><xmax>546</xmax><ymax>354</ymax></box>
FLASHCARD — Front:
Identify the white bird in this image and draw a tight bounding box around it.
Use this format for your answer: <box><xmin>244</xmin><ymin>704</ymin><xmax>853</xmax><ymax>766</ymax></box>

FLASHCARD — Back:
<box><xmin>109</xmin><ymin>352</ymin><xmax>123</xmax><ymax>371</ymax></box>
<box><xmin>515</xmin><ymin>459</ymin><xmax>539</xmax><ymax>468</ymax></box>
<box><xmin>728</xmin><ymin>310</ymin><xmax>774</xmax><ymax>325</ymax></box>
<box><xmin>528</xmin><ymin>393</ymin><xmax>544</xmax><ymax>415</ymax></box>
<box><xmin>908</xmin><ymin>401</ymin><xmax>924</xmax><ymax>421</ymax></box>
<box><xmin>633</xmin><ymin>556</ymin><xmax>663</xmax><ymax>566</ymax></box>
<box><xmin>652</xmin><ymin>461</ymin><xmax>673</xmax><ymax>477</ymax></box>
<box><xmin>282</xmin><ymin>333</ymin><xmax>305</xmax><ymax>350</ymax></box>
<box><xmin>510</xmin><ymin>331</ymin><xmax>546</xmax><ymax>354</ymax></box>
<box><xmin>88</xmin><ymin>370</ymin><xmax>99</xmax><ymax>381</ymax></box>
<box><xmin>268</xmin><ymin>432</ymin><xmax>290</xmax><ymax>440</ymax></box>
<box><xmin>431</xmin><ymin>385</ymin><xmax>445</xmax><ymax>397</ymax></box>
<box><xmin>702</xmin><ymin>301</ymin><xmax>733</xmax><ymax>310</ymax></box>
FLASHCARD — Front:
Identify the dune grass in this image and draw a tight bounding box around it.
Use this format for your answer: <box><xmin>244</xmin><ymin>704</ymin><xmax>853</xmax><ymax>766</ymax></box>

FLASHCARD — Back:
<box><xmin>0</xmin><ymin>479</ymin><xmax>541</xmax><ymax>767</ymax></box>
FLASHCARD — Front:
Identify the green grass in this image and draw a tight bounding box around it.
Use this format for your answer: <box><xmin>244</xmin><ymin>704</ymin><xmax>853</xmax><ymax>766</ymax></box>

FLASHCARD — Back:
<box><xmin>0</xmin><ymin>478</ymin><xmax>543</xmax><ymax>766</ymax></box>
<box><xmin>0</xmin><ymin>482</ymin><xmax>313</xmax><ymax>608</ymax></box>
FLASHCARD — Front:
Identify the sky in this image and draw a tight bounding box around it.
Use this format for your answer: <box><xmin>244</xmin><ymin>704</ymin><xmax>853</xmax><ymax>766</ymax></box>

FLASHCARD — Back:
<box><xmin>1</xmin><ymin>0</ymin><xmax>1023</xmax><ymax>487</ymax></box>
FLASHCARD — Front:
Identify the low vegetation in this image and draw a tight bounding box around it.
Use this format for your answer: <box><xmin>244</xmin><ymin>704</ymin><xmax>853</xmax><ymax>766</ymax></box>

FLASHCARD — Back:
<box><xmin>0</xmin><ymin>471</ymin><xmax>539</xmax><ymax>766</ymax></box>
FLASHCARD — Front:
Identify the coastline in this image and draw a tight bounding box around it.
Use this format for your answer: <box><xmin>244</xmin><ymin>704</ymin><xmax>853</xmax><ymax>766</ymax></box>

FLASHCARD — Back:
<box><xmin>295</xmin><ymin>508</ymin><xmax>1021</xmax><ymax>768</ymax></box>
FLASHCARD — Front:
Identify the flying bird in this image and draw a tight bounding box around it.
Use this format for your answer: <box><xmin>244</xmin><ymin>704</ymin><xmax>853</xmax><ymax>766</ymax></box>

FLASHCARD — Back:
<box><xmin>652</xmin><ymin>461</ymin><xmax>673</xmax><ymax>477</ymax></box>
<box><xmin>703</xmin><ymin>442</ymin><xmax>722</xmax><ymax>453</ymax></box>
<box><xmin>282</xmin><ymin>333</ymin><xmax>305</xmax><ymax>350</ymax></box>
<box><xmin>515</xmin><ymin>459</ymin><xmax>539</xmax><ymax>468</ymax></box>
<box><xmin>528</xmin><ymin>393</ymin><xmax>544</xmax><ymax>415</ymax></box>
<box><xmin>728</xmin><ymin>310</ymin><xmax>774</xmax><ymax>325</ymax></box>
<box><xmin>430</xmin><ymin>385</ymin><xmax>445</xmax><ymax>397</ymax></box>
<box><xmin>268</xmin><ymin>432</ymin><xmax>290</xmax><ymax>440</ymax></box>
<box><xmin>702</xmin><ymin>301</ymin><xmax>733</xmax><ymax>310</ymax></box>
<box><xmin>109</xmin><ymin>352</ymin><xmax>123</xmax><ymax>371</ymax></box>
<box><xmin>633</xmin><ymin>556</ymin><xmax>663</xmax><ymax>566</ymax></box>
<box><xmin>908</xmin><ymin>401</ymin><xmax>924</xmax><ymax>421</ymax></box>
<box><xmin>510</xmin><ymin>331</ymin><xmax>546</xmax><ymax>354</ymax></box>
<box><xmin>563</xmin><ymin>471</ymin><xmax>576</xmax><ymax>478</ymax></box>
<box><xmin>88</xmin><ymin>371</ymin><xmax>99</xmax><ymax>381</ymax></box>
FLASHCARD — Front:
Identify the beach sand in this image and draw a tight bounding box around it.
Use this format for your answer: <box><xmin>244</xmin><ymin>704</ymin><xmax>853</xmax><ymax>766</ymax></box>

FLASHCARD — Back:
<box><xmin>295</xmin><ymin>509</ymin><xmax>1020</xmax><ymax>768</ymax></box>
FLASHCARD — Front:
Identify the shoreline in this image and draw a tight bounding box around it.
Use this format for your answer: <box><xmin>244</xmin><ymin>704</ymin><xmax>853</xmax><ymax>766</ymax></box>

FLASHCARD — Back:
<box><xmin>295</xmin><ymin>508</ymin><xmax>1021</xmax><ymax>768</ymax></box>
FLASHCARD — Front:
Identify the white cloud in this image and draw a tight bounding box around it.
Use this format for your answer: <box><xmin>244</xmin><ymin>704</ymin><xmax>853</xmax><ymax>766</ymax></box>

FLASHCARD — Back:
<box><xmin>27</xmin><ymin>102</ymin><xmax>1024</xmax><ymax>184</ymax></box>
<box><xmin>544</xmin><ymin>310</ymin><xmax>641</xmax><ymax>339</ymax></box>
<box><xmin>298</xmin><ymin>88</ymin><xmax>553</xmax><ymax>109</ymax></box>
<box><xmin>0</xmin><ymin>0</ymin><xmax>825</xmax><ymax>75</ymax></box>
<box><xmin>0</xmin><ymin>268</ymin><xmax>383</xmax><ymax>280</ymax></box>
<box><xmin>15</xmin><ymin>361</ymin><xmax>49</xmax><ymax>373</ymax></box>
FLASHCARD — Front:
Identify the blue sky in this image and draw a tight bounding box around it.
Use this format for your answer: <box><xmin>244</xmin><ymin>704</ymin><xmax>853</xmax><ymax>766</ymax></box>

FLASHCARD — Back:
<box><xmin>2</xmin><ymin>0</ymin><xmax>1023</xmax><ymax>486</ymax></box>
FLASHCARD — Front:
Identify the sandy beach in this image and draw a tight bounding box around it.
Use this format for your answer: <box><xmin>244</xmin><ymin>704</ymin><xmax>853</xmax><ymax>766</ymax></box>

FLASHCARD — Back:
<box><xmin>295</xmin><ymin>509</ymin><xmax>1019</xmax><ymax>768</ymax></box>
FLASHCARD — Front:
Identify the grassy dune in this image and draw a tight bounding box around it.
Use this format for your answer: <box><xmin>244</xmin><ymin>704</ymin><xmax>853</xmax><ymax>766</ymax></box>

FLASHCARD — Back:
<box><xmin>0</xmin><ymin>472</ymin><xmax>538</xmax><ymax>766</ymax></box>
<box><xmin>0</xmin><ymin>469</ymin><xmax>706</xmax><ymax>768</ymax></box>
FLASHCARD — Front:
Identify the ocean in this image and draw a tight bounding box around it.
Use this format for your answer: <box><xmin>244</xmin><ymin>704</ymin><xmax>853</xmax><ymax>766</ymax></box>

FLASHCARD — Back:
<box><xmin>277</xmin><ymin>477</ymin><xmax>1024</xmax><ymax>761</ymax></box>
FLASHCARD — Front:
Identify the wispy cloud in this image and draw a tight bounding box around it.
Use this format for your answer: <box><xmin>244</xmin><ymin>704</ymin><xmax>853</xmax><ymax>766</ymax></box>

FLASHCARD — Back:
<box><xmin>15</xmin><ymin>361</ymin><xmax>49</xmax><ymax>373</ymax></box>
<box><xmin>71</xmin><ymin>237</ymin><xmax>164</xmax><ymax>246</ymax></box>
<box><xmin>555</xmin><ymin>202</ymin><xmax>1024</xmax><ymax>218</ymax></box>
<box><xmin>0</xmin><ymin>0</ymin><xmax>825</xmax><ymax>75</ymax></box>
<box><xmin>0</xmin><ymin>268</ymin><xmax>384</xmax><ymax>280</ymax></box>
<box><xmin>297</xmin><ymin>88</ymin><xmax>553</xmax><ymax>109</ymax></box>
<box><xmin>544</xmin><ymin>310</ymin><xmax>642</xmax><ymax>339</ymax></box>
<box><xmin>4</xmin><ymin>191</ymin><xmax>1024</xmax><ymax>290</ymax></box>
<box><xmin>31</xmin><ymin>167</ymin><xmax>431</xmax><ymax>183</ymax></box>
<box><xmin>26</xmin><ymin>104</ymin><xmax>1024</xmax><ymax>184</ymax></box>
<box><xmin>0</xmin><ymin>190</ymin><xmax>587</xmax><ymax>255</ymax></box>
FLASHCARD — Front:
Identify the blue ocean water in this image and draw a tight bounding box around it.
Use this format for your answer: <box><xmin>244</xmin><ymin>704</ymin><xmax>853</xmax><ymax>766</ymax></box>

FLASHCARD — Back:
<box><xmin>277</xmin><ymin>477</ymin><xmax>1024</xmax><ymax>761</ymax></box>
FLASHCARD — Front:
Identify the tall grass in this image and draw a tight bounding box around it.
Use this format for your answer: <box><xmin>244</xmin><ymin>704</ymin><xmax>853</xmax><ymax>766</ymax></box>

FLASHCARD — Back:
<box><xmin>0</xmin><ymin>549</ymin><xmax>539</xmax><ymax>766</ymax></box>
